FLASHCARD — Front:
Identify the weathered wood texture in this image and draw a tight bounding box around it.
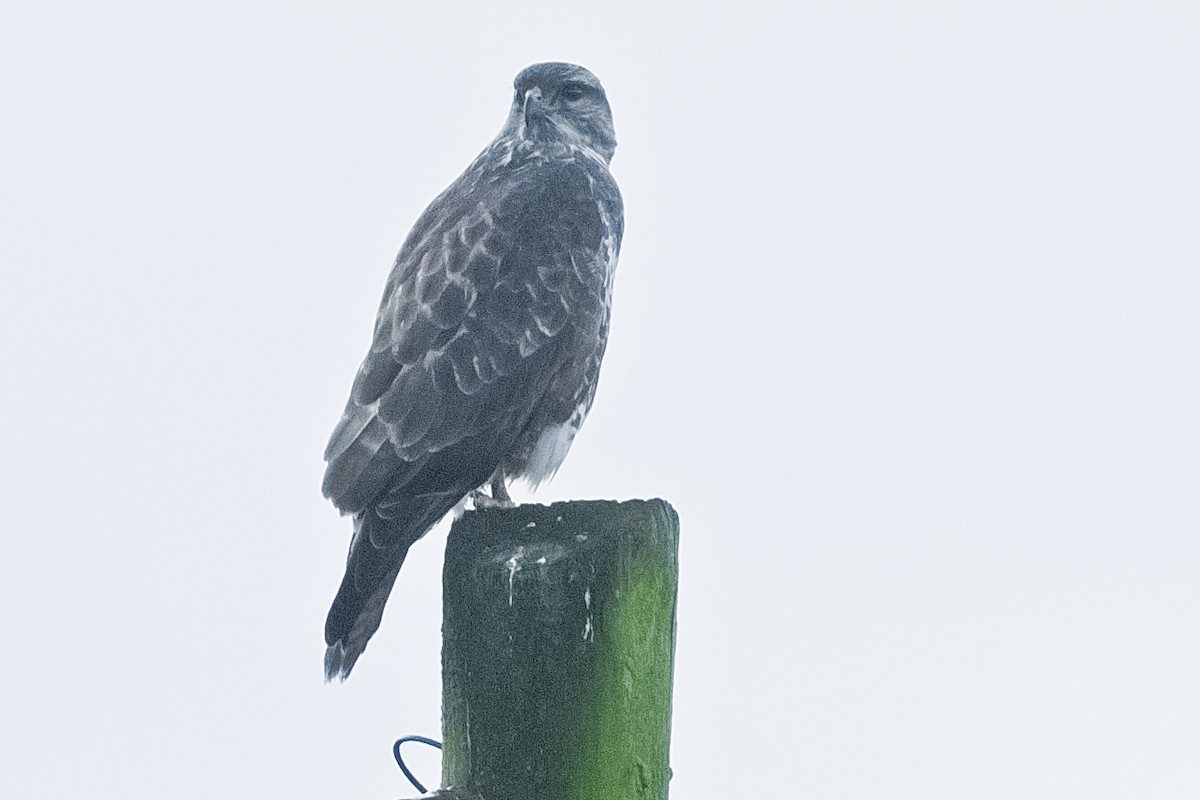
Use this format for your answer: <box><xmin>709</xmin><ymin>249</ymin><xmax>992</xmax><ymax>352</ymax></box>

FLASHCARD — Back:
<box><xmin>440</xmin><ymin>499</ymin><xmax>679</xmax><ymax>800</ymax></box>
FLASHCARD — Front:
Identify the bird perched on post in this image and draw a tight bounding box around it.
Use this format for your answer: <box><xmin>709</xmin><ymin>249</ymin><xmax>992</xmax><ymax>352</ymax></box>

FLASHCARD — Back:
<box><xmin>321</xmin><ymin>63</ymin><xmax>623</xmax><ymax>681</ymax></box>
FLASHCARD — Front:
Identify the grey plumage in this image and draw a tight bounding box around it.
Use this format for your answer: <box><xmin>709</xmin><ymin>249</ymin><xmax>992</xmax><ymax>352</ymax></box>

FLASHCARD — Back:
<box><xmin>322</xmin><ymin>63</ymin><xmax>623</xmax><ymax>681</ymax></box>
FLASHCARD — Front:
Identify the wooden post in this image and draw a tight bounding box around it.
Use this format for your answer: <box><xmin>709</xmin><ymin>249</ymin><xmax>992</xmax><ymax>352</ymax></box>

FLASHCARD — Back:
<box><xmin>438</xmin><ymin>499</ymin><xmax>679</xmax><ymax>800</ymax></box>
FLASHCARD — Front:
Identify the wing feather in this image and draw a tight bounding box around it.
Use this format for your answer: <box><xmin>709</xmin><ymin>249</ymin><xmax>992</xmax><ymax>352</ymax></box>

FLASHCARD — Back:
<box><xmin>322</xmin><ymin>158</ymin><xmax>616</xmax><ymax>527</ymax></box>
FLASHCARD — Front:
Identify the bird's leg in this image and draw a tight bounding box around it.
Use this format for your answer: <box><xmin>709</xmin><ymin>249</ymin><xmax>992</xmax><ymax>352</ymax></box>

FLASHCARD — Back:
<box><xmin>490</xmin><ymin>472</ymin><xmax>513</xmax><ymax>505</ymax></box>
<box><xmin>470</xmin><ymin>470</ymin><xmax>516</xmax><ymax>509</ymax></box>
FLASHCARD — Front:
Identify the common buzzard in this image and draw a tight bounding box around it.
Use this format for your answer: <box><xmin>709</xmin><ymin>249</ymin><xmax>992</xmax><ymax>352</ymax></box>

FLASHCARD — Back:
<box><xmin>322</xmin><ymin>63</ymin><xmax>623</xmax><ymax>680</ymax></box>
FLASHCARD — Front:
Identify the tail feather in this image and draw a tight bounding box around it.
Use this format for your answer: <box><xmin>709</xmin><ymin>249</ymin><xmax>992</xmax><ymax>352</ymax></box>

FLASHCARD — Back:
<box><xmin>324</xmin><ymin>556</ymin><xmax>406</xmax><ymax>681</ymax></box>
<box><xmin>323</xmin><ymin>488</ymin><xmax>474</xmax><ymax>681</ymax></box>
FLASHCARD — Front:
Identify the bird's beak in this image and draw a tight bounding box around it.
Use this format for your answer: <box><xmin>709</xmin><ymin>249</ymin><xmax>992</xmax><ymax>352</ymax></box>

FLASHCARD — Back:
<box><xmin>523</xmin><ymin>87</ymin><xmax>544</xmax><ymax>125</ymax></box>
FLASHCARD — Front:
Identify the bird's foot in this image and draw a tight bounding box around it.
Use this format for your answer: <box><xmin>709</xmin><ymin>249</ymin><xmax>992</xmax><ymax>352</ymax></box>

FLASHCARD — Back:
<box><xmin>471</xmin><ymin>474</ymin><xmax>516</xmax><ymax>510</ymax></box>
<box><xmin>470</xmin><ymin>489</ymin><xmax>516</xmax><ymax>510</ymax></box>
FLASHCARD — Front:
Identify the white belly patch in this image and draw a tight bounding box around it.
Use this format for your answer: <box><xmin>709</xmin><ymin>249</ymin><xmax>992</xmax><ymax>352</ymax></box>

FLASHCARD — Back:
<box><xmin>521</xmin><ymin>405</ymin><xmax>587</xmax><ymax>488</ymax></box>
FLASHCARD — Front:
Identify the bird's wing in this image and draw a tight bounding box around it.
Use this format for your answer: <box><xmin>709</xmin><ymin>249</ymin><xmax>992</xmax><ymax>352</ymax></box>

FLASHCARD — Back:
<box><xmin>322</xmin><ymin>159</ymin><xmax>612</xmax><ymax>520</ymax></box>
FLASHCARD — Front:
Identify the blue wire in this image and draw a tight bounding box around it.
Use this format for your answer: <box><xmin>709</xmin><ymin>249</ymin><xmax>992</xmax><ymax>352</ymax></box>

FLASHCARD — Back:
<box><xmin>393</xmin><ymin>735</ymin><xmax>443</xmax><ymax>795</ymax></box>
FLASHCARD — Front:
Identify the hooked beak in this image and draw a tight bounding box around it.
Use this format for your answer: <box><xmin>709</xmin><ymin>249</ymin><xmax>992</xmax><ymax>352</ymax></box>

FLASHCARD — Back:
<box><xmin>522</xmin><ymin>86</ymin><xmax>544</xmax><ymax>126</ymax></box>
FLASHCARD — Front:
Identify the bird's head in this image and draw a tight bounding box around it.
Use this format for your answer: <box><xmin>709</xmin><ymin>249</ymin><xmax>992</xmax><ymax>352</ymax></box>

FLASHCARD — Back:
<box><xmin>505</xmin><ymin>62</ymin><xmax>616</xmax><ymax>163</ymax></box>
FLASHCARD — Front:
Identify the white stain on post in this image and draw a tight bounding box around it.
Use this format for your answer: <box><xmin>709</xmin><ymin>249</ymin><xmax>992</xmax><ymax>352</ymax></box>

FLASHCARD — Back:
<box><xmin>582</xmin><ymin>585</ymin><xmax>594</xmax><ymax>641</ymax></box>
<box><xmin>505</xmin><ymin>547</ymin><xmax>525</xmax><ymax>607</ymax></box>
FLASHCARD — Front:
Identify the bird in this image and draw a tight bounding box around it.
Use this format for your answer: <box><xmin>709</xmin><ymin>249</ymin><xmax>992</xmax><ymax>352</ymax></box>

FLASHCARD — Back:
<box><xmin>321</xmin><ymin>63</ymin><xmax>624</xmax><ymax>681</ymax></box>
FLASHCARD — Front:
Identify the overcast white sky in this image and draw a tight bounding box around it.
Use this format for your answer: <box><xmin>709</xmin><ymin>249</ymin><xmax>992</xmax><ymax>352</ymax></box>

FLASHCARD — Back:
<box><xmin>2</xmin><ymin>3</ymin><xmax>1198</xmax><ymax>798</ymax></box>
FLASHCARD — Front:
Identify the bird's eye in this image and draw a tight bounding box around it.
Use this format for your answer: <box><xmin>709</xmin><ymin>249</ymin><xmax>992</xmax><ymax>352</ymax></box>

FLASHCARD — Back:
<box><xmin>560</xmin><ymin>84</ymin><xmax>587</xmax><ymax>102</ymax></box>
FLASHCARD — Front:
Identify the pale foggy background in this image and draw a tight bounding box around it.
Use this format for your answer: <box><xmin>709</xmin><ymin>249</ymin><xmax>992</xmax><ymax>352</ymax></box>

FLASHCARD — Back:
<box><xmin>2</xmin><ymin>3</ymin><xmax>1197</xmax><ymax>798</ymax></box>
